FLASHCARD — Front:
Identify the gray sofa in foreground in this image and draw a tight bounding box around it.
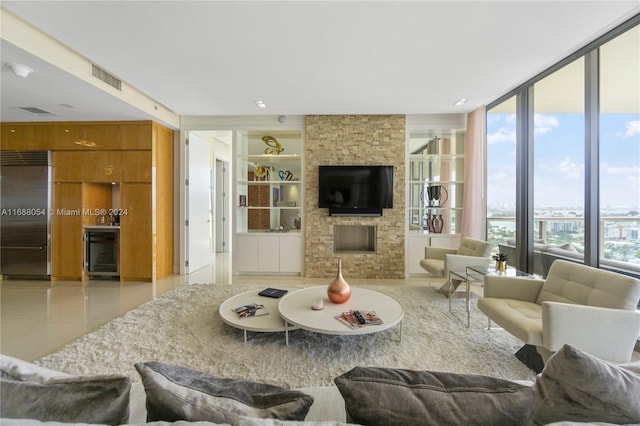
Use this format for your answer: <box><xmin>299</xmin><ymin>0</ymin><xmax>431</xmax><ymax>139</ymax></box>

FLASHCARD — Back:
<box><xmin>2</xmin><ymin>344</ymin><xmax>640</xmax><ymax>425</ymax></box>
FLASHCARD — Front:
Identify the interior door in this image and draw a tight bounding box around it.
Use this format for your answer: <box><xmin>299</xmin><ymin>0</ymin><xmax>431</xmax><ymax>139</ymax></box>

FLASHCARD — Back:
<box><xmin>215</xmin><ymin>159</ymin><xmax>228</xmax><ymax>252</ymax></box>
<box><xmin>186</xmin><ymin>133</ymin><xmax>213</xmax><ymax>273</ymax></box>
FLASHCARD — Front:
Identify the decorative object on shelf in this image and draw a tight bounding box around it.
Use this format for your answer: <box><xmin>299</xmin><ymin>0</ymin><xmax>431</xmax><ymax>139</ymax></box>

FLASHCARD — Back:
<box><xmin>431</xmin><ymin>213</ymin><xmax>444</xmax><ymax>233</ymax></box>
<box><xmin>254</xmin><ymin>164</ymin><xmax>268</xmax><ymax>180</ymax></box>
<box><xmin>278</xmin><ymin>170</ymin><xmax>293</xmax><ymax>181</ymax></box>
<box><xmin>425</xmin><ymin>213</ymin><xmax>444</xmax><ymax>233</ymax></box>
<box><xmin>327</xmin><ymin>259</ymin><xmax>351</xmax><ymax>304</ymax></box>
<box><xmin>425</xmin><ymin>185</ymin><xmax>448</xmax><ymax>207</ymax></box>
<box><xmin>422</xmin><ymin>215</ymin><xmax>433</xmax><ymax>232</ymax></box>
<box><xmin>493</xmin><ymin>252</ymin><xmax>508</xmax><ymax>272</ymax></box>
<box><xmin>262</xmin><ymin>136</ymin><xmax>284</xmax><ymax>155</ymax></box>
<box><xmin>424</xmin><ymin>214</ymin><xmax>434</xmax><ymax>233</ymax></box>
<box><xmin>239</xmin><ymin>195</ymin><xmax>247</xmax><ymax>207</ymax></box>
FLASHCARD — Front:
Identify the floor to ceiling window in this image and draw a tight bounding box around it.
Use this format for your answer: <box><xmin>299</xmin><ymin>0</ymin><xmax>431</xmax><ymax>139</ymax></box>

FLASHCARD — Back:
<box><xmin>532</xmin><ymin>58</ymin><xmax>585</xmax><ymax>276</ymax></box>
<box><xmin>486</xmin><ymin>96</ymin><xmax>517</xmax><ymax>255</ymax></box>
<box><xmin>485</xmin><ymin>17</ymin><xmax>640</xmax><ymax>278</ymax></box>
<box><xmin>599</xmin><ymin>24</ymin><xmax>640</xmax><ymax>274</ymax></box>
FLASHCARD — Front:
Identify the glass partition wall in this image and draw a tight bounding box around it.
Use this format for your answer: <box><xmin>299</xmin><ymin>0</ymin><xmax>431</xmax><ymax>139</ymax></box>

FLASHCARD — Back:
<box><xmin>486</xmin><ymin>17</ymin><xmax>640</xmax><ymax>278</ymax></box>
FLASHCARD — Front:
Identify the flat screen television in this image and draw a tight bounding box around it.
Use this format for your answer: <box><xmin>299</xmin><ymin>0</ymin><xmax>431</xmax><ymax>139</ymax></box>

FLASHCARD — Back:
<box><xmin>318</xmin><ymin>165</ymin><xmax>393</xmax><ymax>209</ymax></box>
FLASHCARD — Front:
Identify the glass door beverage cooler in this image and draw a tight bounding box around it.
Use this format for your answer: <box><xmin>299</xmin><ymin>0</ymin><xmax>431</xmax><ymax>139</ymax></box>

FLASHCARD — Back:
<box><xmin>84</xmin><ymin>227</ymin><xmax>119</xmax><ymax>278</ymax></box>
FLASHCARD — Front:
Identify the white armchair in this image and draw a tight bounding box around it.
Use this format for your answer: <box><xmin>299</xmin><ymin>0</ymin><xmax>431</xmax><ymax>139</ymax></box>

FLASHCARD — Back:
<box><xmin>420</xmin><ymin>237</ymin><xmax>493</xmax><ymax>295</ymax></box>
<box><xmin>478</xmin><ymin>259</ymin><xmax>640</xmax><ymax>364</ymax></box>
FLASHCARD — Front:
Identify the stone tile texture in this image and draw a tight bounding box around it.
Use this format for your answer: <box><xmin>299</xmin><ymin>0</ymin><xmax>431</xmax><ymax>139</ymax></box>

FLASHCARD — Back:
<box><xmin>305</xmin><ymin>115</ymin><xmax>406</xmax><ymax>278</ymax></box>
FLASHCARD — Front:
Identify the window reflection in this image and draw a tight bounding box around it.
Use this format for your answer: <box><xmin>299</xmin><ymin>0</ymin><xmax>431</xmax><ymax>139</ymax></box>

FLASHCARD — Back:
<box><xmin>486</xmin><ymin>96</ymin><xmax>517</xmax><ymax>259</ymax></box>
<box><xmin>599</xmin><ymin>25</ymin><xmax>640</xmax><ymax>275</ymax></box>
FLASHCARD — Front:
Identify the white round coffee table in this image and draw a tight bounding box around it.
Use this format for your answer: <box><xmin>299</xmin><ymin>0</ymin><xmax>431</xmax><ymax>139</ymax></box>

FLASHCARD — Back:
<box><xmin>278</xmin><ymin>286</ymin><xmax>404</xmax><ymax>345</ymax></box>
<box><xmin>219</xmin><ymin>288</ymin><xmax>298</xmax><ymax>342</ymax></box>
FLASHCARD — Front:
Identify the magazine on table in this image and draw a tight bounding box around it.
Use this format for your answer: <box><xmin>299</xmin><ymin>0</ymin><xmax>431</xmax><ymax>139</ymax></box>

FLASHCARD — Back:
<box><xmin>335</xmin><ymin>310</ymin><xmax>383</xmax><ymax>329</ymax></box>
<box><xmin>233</xmin><ymin>303</ymin><xmax>269</xmax><ymax>319</ymax></box>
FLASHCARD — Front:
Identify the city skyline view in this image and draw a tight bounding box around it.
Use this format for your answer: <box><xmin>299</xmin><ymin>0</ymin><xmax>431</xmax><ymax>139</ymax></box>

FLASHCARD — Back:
<box><xmin>486</xmin><ymin>108</ymin><xmax>639</xmax><ymax>269</ymax></box>
<box><xmin>487</xmin><ymin>112</ymin><xmax>640</xmax><ymax>212</ymax></box>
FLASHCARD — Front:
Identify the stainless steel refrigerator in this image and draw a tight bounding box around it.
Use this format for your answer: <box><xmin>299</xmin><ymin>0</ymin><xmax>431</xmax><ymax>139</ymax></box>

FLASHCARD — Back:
<box><xmin>0</xmin><ymin>151</ymin><xmax>52</xmax><ymax>277</ymax></box>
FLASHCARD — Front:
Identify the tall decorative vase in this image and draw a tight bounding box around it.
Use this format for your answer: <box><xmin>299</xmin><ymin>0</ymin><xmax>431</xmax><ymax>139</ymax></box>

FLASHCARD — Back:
<box><xmin>327</xmin><ymin>259</ymin><xmax>351</xmax><ymax>304</ymax></box>
<box><xmin>431</xmin><ymin>214</ymin><xmax>444</xmax><ymax>233</ymax></box>
<box><xmin>426</xmin><ymin>214</ymin><xmax>436</xmax><ymax>232</ymax></box>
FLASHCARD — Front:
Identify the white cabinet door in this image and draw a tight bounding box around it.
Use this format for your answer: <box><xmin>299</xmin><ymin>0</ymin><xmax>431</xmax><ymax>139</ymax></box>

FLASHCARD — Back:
<box><xmin>429</xmin><ymin>234</ymin><xmax>460</xmax><ymax>248</ymax></box>
<box><xmin>235</xmin><ymin>235</ymin><xmax>259</xmax><ymax>272</ymax></box>
<box><xmin>407</xmin><ymin>234</ymin><xmax>461</xmax><ymax>276</ymax></box>
<box><xmin>235</xmin><ymin>234</ymin><xmax>302</xmax><ymax>274</ymax></box>
<box><xmin>279</xmin><ymin>235</ymin><xmax>302</xmax><ymax>273</ymax></box>
<box><xmin>258</xmin><ymin>235</ymin><xmax>280</xmax><ymax>272</ymax></box>
<box><xmin>408</xmin><ymin>236</ymin><xmax>429</xmax><ymax>275</ymax></box>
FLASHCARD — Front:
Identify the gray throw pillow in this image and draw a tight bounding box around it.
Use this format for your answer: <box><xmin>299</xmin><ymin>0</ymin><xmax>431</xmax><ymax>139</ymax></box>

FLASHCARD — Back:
<box><xmin>135</xmin><ymin>362</ymin><xmax>314</xmax><ymax>423</ymax></box>
<box><xmin>334</xmin><ymin>366</ymin><xmax>534</xmax><ymax>426</ymax></box>
<box><xmin>529</xmin><ymin>344</ymin><xmax>640</xmax><ymax>425</ymax></box>
<box><xmin>0</xmin><ymin>354</ymin><xmax>130</xmax><ymax>425</ymax></box>
<box><xmin>234</xmin><ymin>416</ymin><xmax>356</xmax><ymax>425</ymax></box>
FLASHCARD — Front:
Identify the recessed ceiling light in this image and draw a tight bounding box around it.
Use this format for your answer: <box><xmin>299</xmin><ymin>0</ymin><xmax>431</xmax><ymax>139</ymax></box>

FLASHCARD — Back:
<box><xmin>454</xmin><ymin>98</ymin><xmax>468</xmax><ymax>106</ymax></box>
<box><xmin>255</xmin><ymin>100</ymin><xmax>267</xmax><ymax>108</ymax></box>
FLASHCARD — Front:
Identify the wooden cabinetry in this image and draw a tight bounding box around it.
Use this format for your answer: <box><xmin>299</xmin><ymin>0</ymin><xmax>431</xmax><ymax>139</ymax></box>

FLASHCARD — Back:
<box><xmin>82</xmin><ymin>151</ymin><xmax>122</xmax><ymax>182</ymax></box>
<box><xmin>51</xmin><ymin>124</ymin><xmax>120</xmax><ymax>150</ymax></box>
<box><xmin>120</xmin><ymin>183</ymin><xmax>153</xmax><ymax>281</ymax></box>
<box><xmin>52</xmin><ymin>151</ymin><xmax>83</xmax><ymax>182</ymax></box>
<box><xmin>53</xmin><ymin>150</ymin><xmax>151</xmax><ymax>184</ymax></box>
<box><xmin>121</xmin><ymin>151</ymin><xmax>152</xmax><ymax>182</ymax></box>
<box><xmin>1</xmin><ymin>125</ymin><xmax>53</xmax><ymax>150</ymax></box>
<box><xmin>120</xmin><ymin>123</ymin><xmax>152</xmax><ymax>149</ymax></box>
<box><xmin>2</xmin><ymin>120</ymin><xmax>174</xmax><ymax>282</ymax></box>
<box><xmin>51</xmin><ymin>183</ymin><xmax>83</xmax><ymax>280</ymax></box>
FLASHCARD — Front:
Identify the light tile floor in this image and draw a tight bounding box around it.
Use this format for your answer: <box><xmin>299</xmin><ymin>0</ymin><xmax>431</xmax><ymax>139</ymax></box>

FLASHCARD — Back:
<box><xmin>0</xmin><ymin>254</ymin><xmax>442</xmax><ymax>361</ymax></box>
<box><xmin>3</xmin><ymin>256</ymin><xmax>635</xmax><ymax>363</ymax></box>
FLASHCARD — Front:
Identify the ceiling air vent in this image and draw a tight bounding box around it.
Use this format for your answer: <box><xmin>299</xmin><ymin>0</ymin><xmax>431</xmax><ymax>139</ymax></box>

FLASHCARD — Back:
<box><xmin>91</xmin><ymin>64</ymin><xmax>122</xmax><ymax>90</ymax></box>
<box><xmin>14</xmin><ymin>106</ymin><xmax>56</xmax><ymax>116</ymax></box>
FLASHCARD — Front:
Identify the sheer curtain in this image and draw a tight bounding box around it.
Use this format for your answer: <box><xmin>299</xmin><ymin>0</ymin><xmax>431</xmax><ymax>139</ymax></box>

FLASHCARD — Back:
<box><xmin>461</xmin><ymin>106</ymin><xmax>486</xmax><ymax>239</ymax></box>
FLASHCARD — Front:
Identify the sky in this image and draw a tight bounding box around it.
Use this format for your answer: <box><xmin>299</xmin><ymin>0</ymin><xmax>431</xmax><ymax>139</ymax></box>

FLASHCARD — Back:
<box><xmin>486</xmin><ymin>112</ymin><xmax>640</xmax><ymax>212</ymax></box>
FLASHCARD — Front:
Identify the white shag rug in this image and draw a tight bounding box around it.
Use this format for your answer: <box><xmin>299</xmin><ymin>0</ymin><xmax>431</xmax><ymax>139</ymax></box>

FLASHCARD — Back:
<box><xmin>36</xmin><ymin>284</ymin><xmax>535</xmax><ymax>388</ymax></box>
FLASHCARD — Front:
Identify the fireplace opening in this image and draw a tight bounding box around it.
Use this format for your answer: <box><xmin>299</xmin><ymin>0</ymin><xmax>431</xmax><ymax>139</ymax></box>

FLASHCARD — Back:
<box><xmin>333</xmin><ymin>225</ymin><xmax>376</xmax><ymax>253</ymax></box>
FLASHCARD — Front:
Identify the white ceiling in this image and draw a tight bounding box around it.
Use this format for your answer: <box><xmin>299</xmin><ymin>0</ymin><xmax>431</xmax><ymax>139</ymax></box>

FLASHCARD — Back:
<box><xmin>1</xmin><ymin>1</ymin><xmax>638</xmax><ymax>128</ymax></box>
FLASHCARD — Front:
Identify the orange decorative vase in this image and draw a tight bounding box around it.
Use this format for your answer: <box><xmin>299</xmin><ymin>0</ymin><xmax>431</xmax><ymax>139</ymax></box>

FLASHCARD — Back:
<box><xmin>327</xmin><ymin>259</ymin><xmax>351</xmax><ymax>304</ymax></box>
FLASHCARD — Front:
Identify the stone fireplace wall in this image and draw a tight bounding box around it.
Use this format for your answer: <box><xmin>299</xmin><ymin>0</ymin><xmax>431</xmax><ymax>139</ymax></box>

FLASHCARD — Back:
<box><xmin>304</xmin><ymin>115</ymin><xmax>406</xmax><ymax>278</ymax></box>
